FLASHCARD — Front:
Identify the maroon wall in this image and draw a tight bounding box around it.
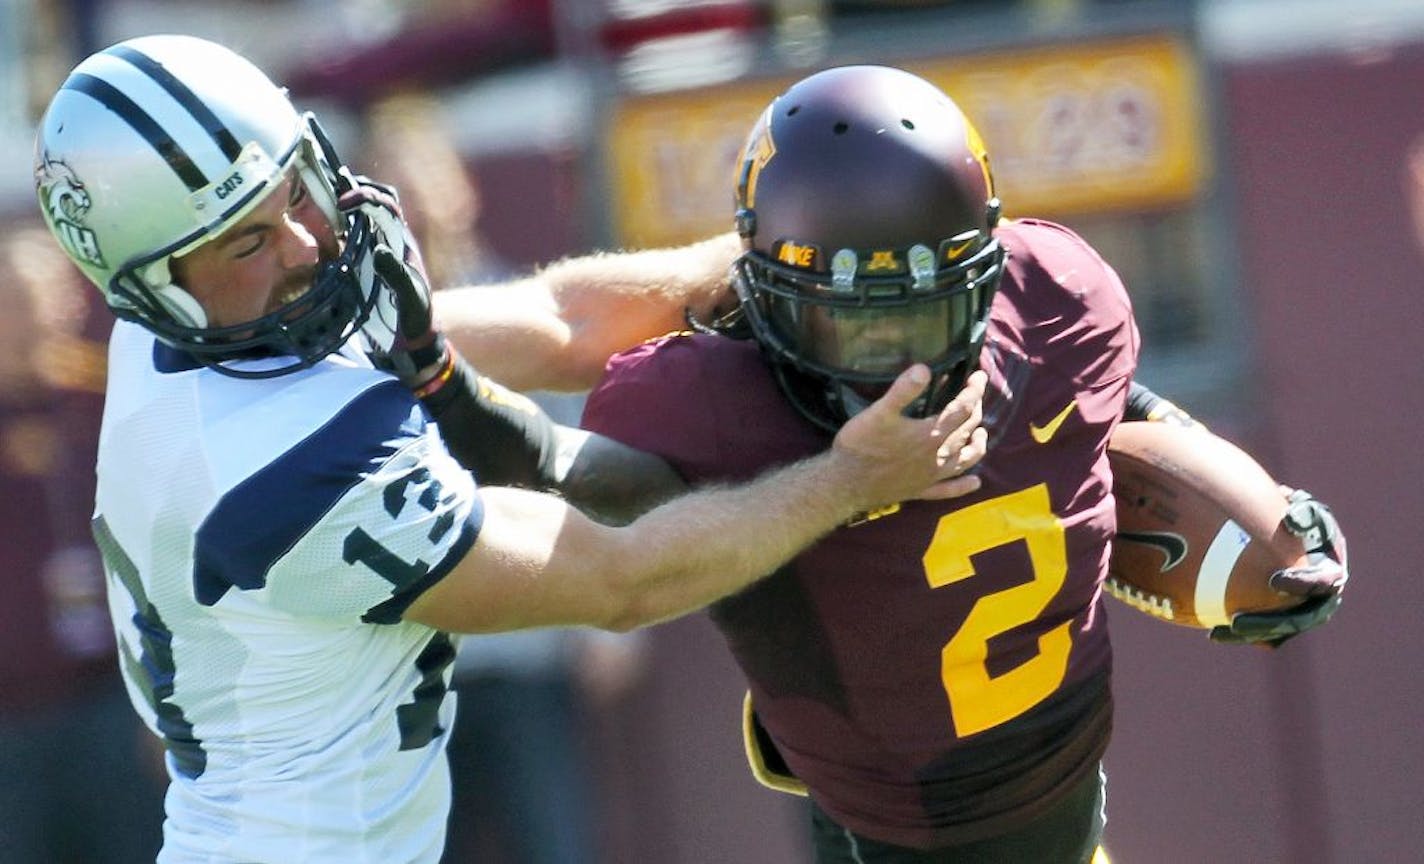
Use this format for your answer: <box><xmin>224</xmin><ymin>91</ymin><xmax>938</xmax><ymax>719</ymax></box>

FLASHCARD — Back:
<box><xmin>1217</xmin><ymin>40</ymin><xmax>1424</xmax><ymax>864</ymax></box>
<box><xmin>1108</xmin><ymin>38</ymin><xmax>1424</xmax><ymax>864</ymax></box>
<box><xmin>469</xmin><ymin>149</ymin><xmax>589</xmax><ymax>271</ymax></box>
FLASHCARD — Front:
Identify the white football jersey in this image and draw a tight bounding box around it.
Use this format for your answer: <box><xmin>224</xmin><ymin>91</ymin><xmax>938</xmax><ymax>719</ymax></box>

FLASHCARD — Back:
<box><xmin>94</xmin><ymin>320</ymin><xmax>481</xmax><ymax>863</ymax></box>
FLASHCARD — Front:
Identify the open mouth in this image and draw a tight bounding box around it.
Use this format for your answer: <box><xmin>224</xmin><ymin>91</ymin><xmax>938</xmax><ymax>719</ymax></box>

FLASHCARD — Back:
<box><xmin>269</xmin><ymin>271</ymin><xmax>317</xmax><ymax>318</ymax></box>
<box><xmin>274</xmin><ymin>286</ymin><xmax>311</xmax><ymax>311</ymax></box>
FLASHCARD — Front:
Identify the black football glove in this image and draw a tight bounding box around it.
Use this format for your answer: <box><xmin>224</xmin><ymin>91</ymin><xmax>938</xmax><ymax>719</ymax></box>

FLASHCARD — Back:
<box><xmin>337</xmin><ymin>178</ymin><xmax>445</xmax><ymax>382</ymax></box>
<box><xmin>337</xmin><ymin>177</ymin><xmax>574</xmax><ymax>488</ymax></box>
<box><xmin>1209</xmin><ymin>489</ymin><xmax>1349</xmax><ymax>647</ymax></box>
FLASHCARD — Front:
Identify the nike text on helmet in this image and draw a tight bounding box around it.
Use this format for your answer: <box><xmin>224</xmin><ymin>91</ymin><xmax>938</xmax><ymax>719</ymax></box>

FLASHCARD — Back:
<box><xmin>730</xmin><ymin>64</ymin><xmax>1007</xmax><ymax>430</ymax></box>
<box><xmin>33</xmin><ymin>34</ymin><xmax>394</xmax><ymax>378</ymax></box>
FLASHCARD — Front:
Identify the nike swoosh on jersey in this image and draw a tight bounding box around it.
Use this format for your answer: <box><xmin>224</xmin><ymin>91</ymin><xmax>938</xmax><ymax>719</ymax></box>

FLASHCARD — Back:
<box><xmin>1116</xmin><ymin>530</ymin><xmax>1189</xmax><ymax>572</ymax></box>
<box><xmin>1028</xmin><ymin>400</ymin><xmax>1076</xmax><ymax>444</ymax></box>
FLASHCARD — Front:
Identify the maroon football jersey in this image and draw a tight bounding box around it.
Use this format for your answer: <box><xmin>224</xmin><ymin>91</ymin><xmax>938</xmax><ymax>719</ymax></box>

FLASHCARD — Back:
<box><xmin>583</xmin><ymin>219</ymin><xmax>1139</xmax><ymax>848</ymax></box>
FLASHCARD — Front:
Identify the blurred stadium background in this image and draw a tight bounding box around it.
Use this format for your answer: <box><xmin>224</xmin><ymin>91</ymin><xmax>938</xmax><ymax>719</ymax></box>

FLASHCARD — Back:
<box><xmin>1</xmin><ymin>1</ymin><xmax>1420</xmax><ymax>861</ymax></box>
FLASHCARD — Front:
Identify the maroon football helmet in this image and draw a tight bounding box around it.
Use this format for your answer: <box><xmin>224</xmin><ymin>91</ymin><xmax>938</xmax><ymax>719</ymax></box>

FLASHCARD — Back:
<box><xmin>730</xmin><ymin>65</ymin><xmax>1005</xmax><ymax>430</ymax></box>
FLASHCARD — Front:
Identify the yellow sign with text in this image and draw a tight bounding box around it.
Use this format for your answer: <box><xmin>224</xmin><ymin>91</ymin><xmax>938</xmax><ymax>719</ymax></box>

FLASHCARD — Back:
<box><xmin>604</xmin><ymin>33</ymin><xmax>1208</xmax><ymax>247</ymax></box>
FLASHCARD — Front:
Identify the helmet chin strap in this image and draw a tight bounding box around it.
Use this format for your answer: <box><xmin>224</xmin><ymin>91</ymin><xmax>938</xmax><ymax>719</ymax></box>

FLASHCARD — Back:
<box><xmin>151</xmin><ymin>284</ymin><xmax>209</xmax><ymax>330</ymax></box>
<box><xmin>832</xmin><ymin>375</ymin><xmax>938</xmax><ymax>422</ymax></box>
<box><xmin>834</xmin><ymin>382</ymin><xmax>875</xmax><ymax>421</ymax></box>
<box><xmin>767</xmin><ymin>363</ymin><xmax>839</xmax><ymax>433</ymax></box>
<box><xmin>785</xmin><ymin>365</ymin><xmax>952</xmax><ymax>433</ymax></box>
<box><xmin>134</xmin><ymin>257</ymin><xmax>209</xmax><ymax>330</ymax></box>
<box><xmin>769</xmin><ymin>362</ymin><xmax>913</xmax><ymax>434</ymax></box>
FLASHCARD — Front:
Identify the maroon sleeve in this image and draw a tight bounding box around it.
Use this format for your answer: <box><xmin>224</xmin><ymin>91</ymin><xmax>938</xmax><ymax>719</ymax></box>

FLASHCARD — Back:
<box><xmin>583</xmin><ymin>333</ymin><xmax>827</xmax><ymax>485</ymax></box>
<box><xmin>999</xmin><ymin>219</ymin><xmax>1138</xmax><ymax>383</ymax></box>
<box><xmin>581</xmin><ymin>334</ymin><xmax>715</xmax><ymax>471</ymax></box>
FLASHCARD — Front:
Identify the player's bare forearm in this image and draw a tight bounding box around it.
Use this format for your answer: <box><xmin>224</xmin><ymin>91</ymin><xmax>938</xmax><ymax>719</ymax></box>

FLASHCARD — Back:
<box><xmin>403</xmin><ymin>366</ymin><xmax>986</xmax><ymax>634</ymax></box>
<box><xmin>413</xmin><ymin>441</ymin><xmax>922</xmax><ymax>634</ymax></box>
<box><xmin>591</xmin><ymin>367</ymin><xmax>987</xmax><ymax>629</ymax></box>
<box><xmin>435</xmin><ymin>233</ymin><xmax>740</xmax><ymax>392</ymax></box>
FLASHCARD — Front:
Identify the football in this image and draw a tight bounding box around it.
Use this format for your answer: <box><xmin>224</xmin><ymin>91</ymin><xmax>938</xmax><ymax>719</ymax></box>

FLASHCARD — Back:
<box><xmin>1106</xmin><ymin>421</ymin><xmax>1309</xmax><ymax>629</ymax></box>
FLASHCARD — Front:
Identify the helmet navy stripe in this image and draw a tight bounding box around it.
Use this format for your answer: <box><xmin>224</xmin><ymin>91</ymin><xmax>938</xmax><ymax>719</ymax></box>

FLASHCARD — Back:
<box><xmin>65</xmin><ymin>73</ymin><xmax>209</xmax><ymax>192</ymax></box>
<box><xmin>108</xmin><ymin>45</ymin><xmax>245</xmax><ymax>163</ymax></box>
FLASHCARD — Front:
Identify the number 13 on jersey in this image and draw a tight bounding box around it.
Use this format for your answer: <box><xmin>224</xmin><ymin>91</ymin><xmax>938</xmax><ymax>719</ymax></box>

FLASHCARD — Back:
<box><xmin>923</xmin><ymin>483</ymin><xmax>1072</xmax><ymax>737</ymax></box>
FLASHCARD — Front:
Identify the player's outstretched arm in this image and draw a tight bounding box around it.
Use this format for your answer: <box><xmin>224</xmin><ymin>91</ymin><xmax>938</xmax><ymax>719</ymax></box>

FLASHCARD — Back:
<box><xmin>350</xmin><ymin>175</ymin><xmax>735</xmax><ymax>391</ymax></box>
<box><xmin>351</xmin><ymin>183</ymin><xmax>702</xmax><ymax>505</ymax></box>
<box><xmin>434</xmin><ymin>233</ymin><xmax>741</xmax><ymax>392</ymax></box>
<box><xmin>402</xmin><ymin>366</ymin><xmax>987</xmax><ymax>634</ymax></box>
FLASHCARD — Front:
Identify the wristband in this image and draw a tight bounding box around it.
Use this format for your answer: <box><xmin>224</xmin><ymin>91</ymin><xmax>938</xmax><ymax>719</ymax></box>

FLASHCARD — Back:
<box><xmin>1124</xmin><ymin>380</ymin><xmax>1200</xmax><ymax>428</ymax></box>
<box><xmin>411</xmin><ymin>347</ymin><xmax>457</xmax><ymax>399</ymax></box>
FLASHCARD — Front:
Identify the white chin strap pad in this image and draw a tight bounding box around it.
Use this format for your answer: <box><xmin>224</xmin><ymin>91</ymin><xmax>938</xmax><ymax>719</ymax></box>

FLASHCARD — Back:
<box><xmin>151</xmin><ymin>282</ymin><xmax>209</xmax><ymax>329</ymax></box>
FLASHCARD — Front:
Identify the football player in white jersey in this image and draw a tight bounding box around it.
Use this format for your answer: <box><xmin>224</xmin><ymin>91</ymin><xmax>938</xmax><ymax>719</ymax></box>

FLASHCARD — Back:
<box><xmin>34</xmin><ymin>35</ymin><xmax>989</xmax><ymax>864</ymax></box>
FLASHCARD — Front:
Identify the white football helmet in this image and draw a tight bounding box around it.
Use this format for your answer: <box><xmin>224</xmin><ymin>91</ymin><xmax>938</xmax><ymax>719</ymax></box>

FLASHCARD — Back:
<box><xmin>33</xmin><ymin>34</ymin><xmax>392</xmax><ymax>377</ymax></box>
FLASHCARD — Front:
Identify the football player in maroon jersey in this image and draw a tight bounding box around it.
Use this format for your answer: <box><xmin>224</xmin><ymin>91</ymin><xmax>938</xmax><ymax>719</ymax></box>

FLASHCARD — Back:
<box><xmin>572</xmin><ymin>66</ymin><xmax>1346</xmax><ymax>863</ymax></box>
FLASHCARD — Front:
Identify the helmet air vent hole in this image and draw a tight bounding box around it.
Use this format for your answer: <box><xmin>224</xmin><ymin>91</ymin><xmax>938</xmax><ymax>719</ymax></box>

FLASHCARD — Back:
<box><xmin>787</xmin><ymin>105</ymin><xmax>800</xmax><ymax>116</ymax></box>
<box><xmin>902</xmin><ymin>119</ymin><xmax>915</xmax><ymax>130</ymax></box>
<box><xmin>833</xmin><ymin>122</ymin><xmax>849</xmax><ymax>135</ymax></box>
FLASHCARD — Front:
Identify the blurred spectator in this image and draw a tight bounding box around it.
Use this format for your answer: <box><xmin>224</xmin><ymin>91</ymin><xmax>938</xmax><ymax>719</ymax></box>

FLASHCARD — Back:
<box><xmin>363</xmin><ymin>93</ymin><xmax>648</xmax><ymax>864</ymax></box>
<box><xmin>363</xmin><ymin>91</ymin><xmax>509</xmax><ymax>288</ymax></box>
<box><xmin>0</xmin><ymin>222</ymin><xmax>166</xmax><ymax>862</ymax></box>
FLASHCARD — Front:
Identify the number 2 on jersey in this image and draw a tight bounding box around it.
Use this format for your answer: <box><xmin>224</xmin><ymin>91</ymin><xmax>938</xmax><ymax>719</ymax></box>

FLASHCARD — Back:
<box><xmin>922</xmin><ymin>483</ymin><xmax>1072</xmax><ymax>737</ymax></box>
